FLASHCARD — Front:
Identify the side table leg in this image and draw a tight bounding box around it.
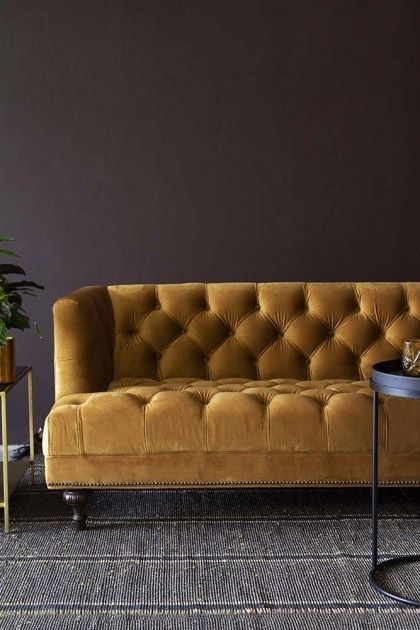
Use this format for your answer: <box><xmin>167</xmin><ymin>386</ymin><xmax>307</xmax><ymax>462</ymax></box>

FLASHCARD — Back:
<box><xmin>28</xmin><ymin>369</ymin><xmax>35</xmax><ymax>465</ymax></box>
<box><xmin>372</xmin><ymin>390</ymin><xmax>379</xmax><ymax>569</ymax></box>
<box><xmin>1</xmin><ymin>393</ymin><xmax>9</xmax><ymax>533</ymax></box>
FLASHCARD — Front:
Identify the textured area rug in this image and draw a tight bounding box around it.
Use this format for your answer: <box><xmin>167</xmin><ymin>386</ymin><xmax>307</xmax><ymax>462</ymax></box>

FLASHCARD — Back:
<box><xmin>2</xmin><ymin>458</ymin><xmax>420</xmax><ymax>628</ymax></box>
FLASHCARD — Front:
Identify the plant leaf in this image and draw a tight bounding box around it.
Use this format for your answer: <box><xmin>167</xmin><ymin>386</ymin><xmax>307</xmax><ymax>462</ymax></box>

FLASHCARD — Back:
<box><xmin>0</xmin><ymin>248</ymin><xmax>19</xmax><ymax>257</ymax></box>
<box><xmin>0</xmin><ymin>302</ymin><xmax>11</xmax><ymax>324</ymax></box>
<box><xmin>12</xmin><ymin>289</ymin><xmax>35</xmax><ymax>297</ymax></box>
<box><xmin>0</xmin><ymin>264</ymin><xmax>26</xmax><ymax>275</ymax></box>
<box><xmin>0</xmin><ymin>319</ymin><xmax>8</xmax><ymax>346</ymax></box>
<box><xmin>7</xmin><ymin>280</ymin><xmax>44</xmax><ymax>290</ymax></box>
<box><xmin>9</xmin><ymin>308</ymin><xmax>30</xmax><ymax>330</ymax></box>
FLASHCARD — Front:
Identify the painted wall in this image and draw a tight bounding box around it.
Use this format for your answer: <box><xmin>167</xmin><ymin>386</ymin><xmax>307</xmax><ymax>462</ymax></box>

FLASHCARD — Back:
<box><xmin>2</xmin><ymin>0</ymin><xmax>420</xmax><ymax>440</ymax></box>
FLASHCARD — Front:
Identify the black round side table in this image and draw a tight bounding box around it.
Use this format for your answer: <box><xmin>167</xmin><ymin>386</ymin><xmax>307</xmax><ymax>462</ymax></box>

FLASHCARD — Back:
<box><xmin>370</xmin><ymin>359</ymin><xmax>420</xmax><ymax>606</ymax></box>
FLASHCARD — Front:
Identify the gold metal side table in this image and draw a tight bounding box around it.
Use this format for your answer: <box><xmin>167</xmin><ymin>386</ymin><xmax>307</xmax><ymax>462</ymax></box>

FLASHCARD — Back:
<box><xmin>1</xmin><ymin>366</ymin><xmax>34</xmax><ymax>533</ymax></box>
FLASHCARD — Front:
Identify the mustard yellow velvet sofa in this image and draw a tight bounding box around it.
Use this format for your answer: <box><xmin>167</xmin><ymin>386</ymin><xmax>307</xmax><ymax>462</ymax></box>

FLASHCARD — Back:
<box><xmin>43</xmin><ymin>282</ymin><xmax>420</xmax><ymax>529</ymax></box>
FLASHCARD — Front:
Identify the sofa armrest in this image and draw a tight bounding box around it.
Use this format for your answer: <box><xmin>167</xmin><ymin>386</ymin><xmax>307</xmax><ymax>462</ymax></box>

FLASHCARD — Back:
<box><xmin>53</xmin><ymin>286</ymin><xmax>114</xmax><ymax>400</ymax></box>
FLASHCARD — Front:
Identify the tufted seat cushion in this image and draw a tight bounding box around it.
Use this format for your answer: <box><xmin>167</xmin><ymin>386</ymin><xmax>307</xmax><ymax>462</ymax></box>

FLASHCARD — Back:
<box><xmin>44</xmin><ymin>375</ymin><xmax>420</xmax><ymax>486</ymax></box>
<box><xmin>47</xmin><ymin>377</ymin><xmax>373</xmax><ymax>455</ymax></box>
<box><xmin>108</xmin><ymin>377</ymin><xmax>376</xmax><ymax>454</ymax></box>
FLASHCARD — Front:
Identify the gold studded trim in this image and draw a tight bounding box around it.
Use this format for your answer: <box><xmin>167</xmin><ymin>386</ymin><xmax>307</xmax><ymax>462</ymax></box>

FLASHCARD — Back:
<box><xmin>46</xmin><ymin>479</ymin><xmax>420</xmax><ymax>487</ymax></box>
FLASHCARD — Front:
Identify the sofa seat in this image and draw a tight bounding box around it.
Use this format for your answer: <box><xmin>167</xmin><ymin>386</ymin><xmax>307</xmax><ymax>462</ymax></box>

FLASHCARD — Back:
<box><xmin>46</xmin><ymin>376</ymin><xmax>371</xmax><ymax>455</ymax></box>
<box><xmin>45</xmin><ymin>375</ymin><xmax>420</xmax><ymax>488</ymax></box>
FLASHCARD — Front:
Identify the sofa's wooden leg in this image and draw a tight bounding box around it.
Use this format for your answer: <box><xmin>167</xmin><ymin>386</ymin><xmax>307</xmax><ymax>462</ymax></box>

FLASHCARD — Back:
<box><xmin>63</xmin><ymin>490</ymin><xmax>92</xmax><ymax>531</ymax></box>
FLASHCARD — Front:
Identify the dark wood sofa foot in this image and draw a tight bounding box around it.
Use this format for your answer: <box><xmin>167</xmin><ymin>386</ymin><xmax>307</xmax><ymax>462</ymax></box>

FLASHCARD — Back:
<box><xmin>63</xmin><ymin>490</ymin><xmax>92</xmax><ymax>531</ymax></box>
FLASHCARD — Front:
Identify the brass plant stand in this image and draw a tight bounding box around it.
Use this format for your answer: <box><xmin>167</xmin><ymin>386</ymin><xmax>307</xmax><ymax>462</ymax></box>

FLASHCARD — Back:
<box><xmin>1</xmin><ymin>366</ymin><xmax>34</xmax><ymax>533</ymax></box>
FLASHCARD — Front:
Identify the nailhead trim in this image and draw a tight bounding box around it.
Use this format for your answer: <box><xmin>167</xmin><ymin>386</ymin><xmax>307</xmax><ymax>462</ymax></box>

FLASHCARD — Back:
<box><xmin>47</xmin><ymin>479</ymin><xmax>420</xmax><ymax>487</ymax></box>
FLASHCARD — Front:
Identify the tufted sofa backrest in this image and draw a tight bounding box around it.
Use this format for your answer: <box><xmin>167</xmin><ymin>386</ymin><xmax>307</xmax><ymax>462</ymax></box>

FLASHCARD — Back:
<box><xmin>108</xmin><ymin>283</ymin><xmax>420</xmax><ymax>382</ymax></box>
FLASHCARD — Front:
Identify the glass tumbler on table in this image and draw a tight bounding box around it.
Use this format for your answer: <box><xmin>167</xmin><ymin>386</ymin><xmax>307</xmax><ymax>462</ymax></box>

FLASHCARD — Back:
<box><xmin>402</xmin><ymin>339</ymin><xmax>420</xmax><ymax>377</ymax></box>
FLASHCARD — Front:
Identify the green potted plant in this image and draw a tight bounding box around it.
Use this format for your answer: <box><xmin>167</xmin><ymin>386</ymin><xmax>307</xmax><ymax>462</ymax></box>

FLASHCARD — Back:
<box><xmin>0</xmin><ymin>237</ymin><xmax>44</xmax><ymax>382</ymax></box>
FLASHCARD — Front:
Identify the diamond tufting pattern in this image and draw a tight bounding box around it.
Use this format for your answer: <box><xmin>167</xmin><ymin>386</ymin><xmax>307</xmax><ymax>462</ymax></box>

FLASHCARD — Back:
<box><xmin>108</xmin><ymin>282</ymin><xmax>420</xmax><ymax>382</ymax></box>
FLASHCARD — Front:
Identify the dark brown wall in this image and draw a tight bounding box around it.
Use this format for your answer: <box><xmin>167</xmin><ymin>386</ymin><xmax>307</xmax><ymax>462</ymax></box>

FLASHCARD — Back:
<box><xmin>2</xmin><ymin>0</ymin><xmax>420</xmax><ymax>440</ymax></box>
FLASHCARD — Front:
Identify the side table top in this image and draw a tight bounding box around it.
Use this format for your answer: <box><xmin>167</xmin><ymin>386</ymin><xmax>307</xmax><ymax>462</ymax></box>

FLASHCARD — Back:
<box><xmin>370</xmin><ymin>359</ymin><xmax>420</xmax><ymax>399</ymax></box>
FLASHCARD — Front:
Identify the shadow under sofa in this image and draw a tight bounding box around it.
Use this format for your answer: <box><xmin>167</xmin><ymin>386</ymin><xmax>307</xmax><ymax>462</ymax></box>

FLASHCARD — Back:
<box><xmin>43</xmin><ymin>282</ymin><xmax>420</xmax><ymax>529</ymax></box>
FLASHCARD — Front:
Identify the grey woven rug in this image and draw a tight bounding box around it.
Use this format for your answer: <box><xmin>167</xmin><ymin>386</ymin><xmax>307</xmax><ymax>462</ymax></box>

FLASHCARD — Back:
<box><xmin>2</xmin><ymin>458</ymin><xmax>420</xmax><ymax>628</ymax></box>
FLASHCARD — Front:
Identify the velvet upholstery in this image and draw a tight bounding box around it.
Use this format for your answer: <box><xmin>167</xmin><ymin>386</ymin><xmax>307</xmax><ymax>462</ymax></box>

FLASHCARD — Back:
<box><xmin>44</xmin><ymin>283</ymin><xmax>420</xmax><ymax>488</ymax></box>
